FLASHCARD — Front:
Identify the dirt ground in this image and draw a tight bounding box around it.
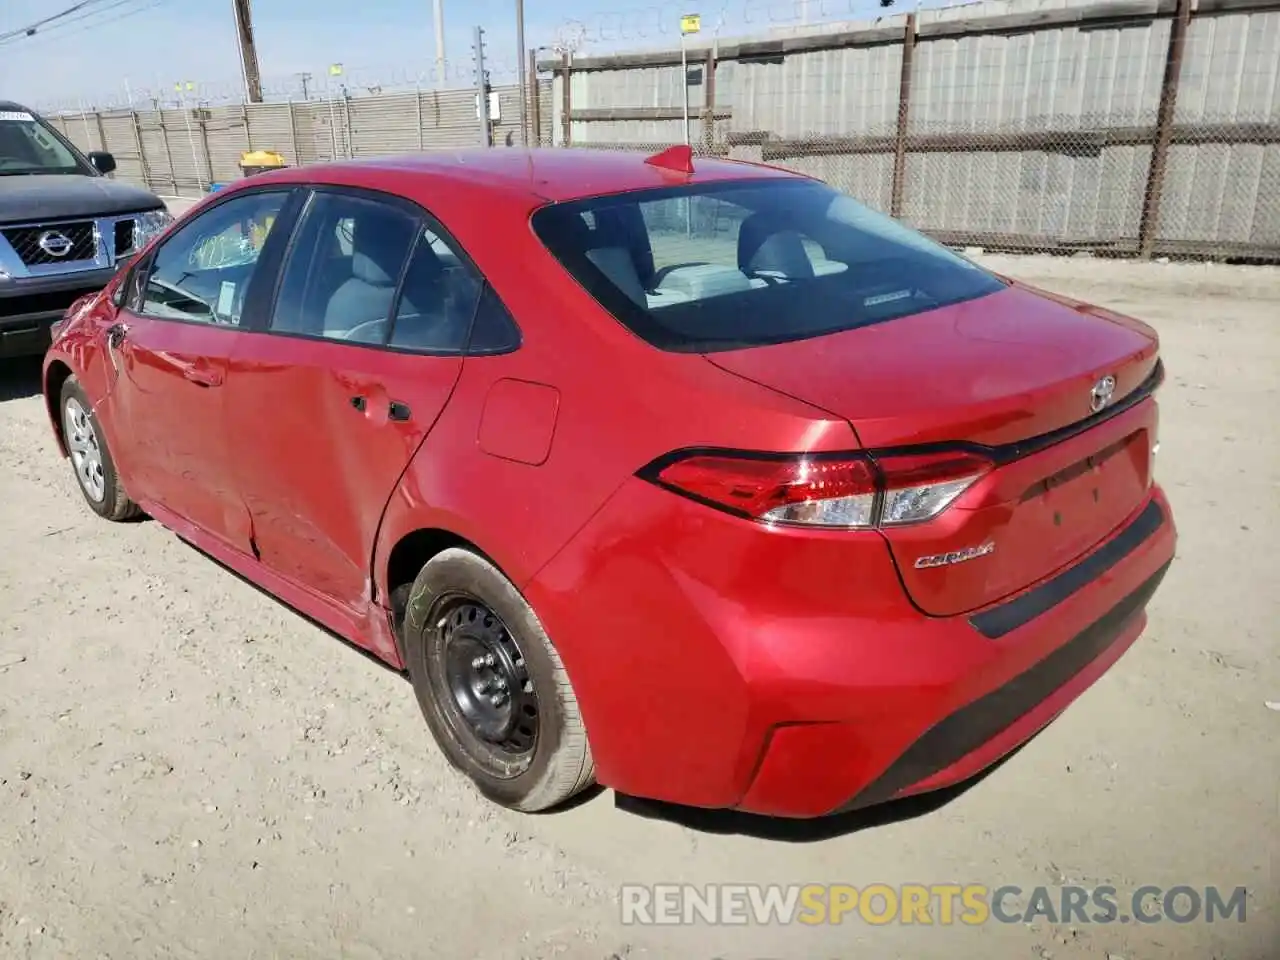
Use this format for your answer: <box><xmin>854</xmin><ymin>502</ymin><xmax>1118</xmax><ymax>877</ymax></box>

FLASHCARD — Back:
<box><xmin>1</xmin><ymin>247</ymin><xmax>1277</xmax><ymax>960</ymax></box>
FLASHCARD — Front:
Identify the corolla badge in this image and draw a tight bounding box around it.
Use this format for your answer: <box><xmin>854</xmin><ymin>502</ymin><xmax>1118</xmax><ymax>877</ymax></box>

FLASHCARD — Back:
<box><xmin>37</xmin><ymin>230</ymin><xmax>74</xmax><ymax>258</ymax></box>
<box><xmin>914</xmin><ymin>541</ymin><xmax>996</xmax><ymax>569</ymax></box>
<box><xmin>1090</xmin><ymin>374</ymin><xmax>1117</xmax><ymax>413</ymax></box>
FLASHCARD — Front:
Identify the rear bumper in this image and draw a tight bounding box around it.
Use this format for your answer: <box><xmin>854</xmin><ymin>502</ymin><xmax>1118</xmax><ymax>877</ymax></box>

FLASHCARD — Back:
<box><xmin>835</xmin><ymin>554</ymin><xmax>1168</xmax><ymax>812</ymax></box>
<box><xmin>525</xmin><ymin>477</ymin><xmax>1177</xmax><ymax>818</ymax></box>
<box><xmin>0</xmin><ymin>267</ymin><xmax>115</xmax><ymax>359</ymax></box>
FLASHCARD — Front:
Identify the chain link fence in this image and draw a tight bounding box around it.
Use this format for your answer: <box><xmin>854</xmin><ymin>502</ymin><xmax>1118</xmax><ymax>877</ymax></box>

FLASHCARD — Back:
<box><xmin>38</xmin><ymin>0</ymin><xmax>1280</xmax><ymax>262</ymax></box>
<box><xmin>545</xmin><ymin>0</ymin><xmax>1280</xmax><ymax>262</ymax></box>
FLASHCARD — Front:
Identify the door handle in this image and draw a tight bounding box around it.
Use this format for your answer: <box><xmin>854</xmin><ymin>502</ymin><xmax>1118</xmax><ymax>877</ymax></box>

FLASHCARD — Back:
<box><xmin>350</xmin><ymin>395</ymin><xmax>367</xmax><ymax>412</ymax></box>
<box><xmin>181</xmin><ymin>363</ymin><xmax>223</xmax><ymax>387</ymax></box>
<box><xmin>106</xmin><ymin>322</ymin><xmax>128</xmax><ymax>348</ymax></box>
<box><xmin>388</xmin><ymin>400</ymin><xmax>412</xmax><ymax>422</ymax></box>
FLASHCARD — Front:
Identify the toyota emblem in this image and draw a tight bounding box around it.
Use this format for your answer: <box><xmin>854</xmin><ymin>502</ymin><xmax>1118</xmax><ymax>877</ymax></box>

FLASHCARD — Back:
<box><xmin>37</xmin><ymin>230</ymin><xmax>74</xmax><ymax>258</ymax></box>
<box><xmin>1090</xmin><ymin>375</ymin><xmax>1117</xmax><ymax>413</ymax></box>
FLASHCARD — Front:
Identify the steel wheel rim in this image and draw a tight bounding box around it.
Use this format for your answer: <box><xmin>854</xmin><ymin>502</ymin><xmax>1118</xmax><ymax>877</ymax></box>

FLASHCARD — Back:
<box><xmin>63</xmin><ymin>397</ymin><xmax>106</xmax><ymax>503</ymax></box>
<box><xmin>431</xmin><ymin>598</ymin><xmax>540</xmax><ymax>771</ymax></box>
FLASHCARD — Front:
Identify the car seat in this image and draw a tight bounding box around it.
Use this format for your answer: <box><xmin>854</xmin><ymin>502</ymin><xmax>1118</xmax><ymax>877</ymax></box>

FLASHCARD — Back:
<box><xmin>737</xmin><ymin>211</ymin><xmax>816</xmax><ymax>281</ymax></box>
<box><xmin>322</xmin><ymin>210</ymin><xmax>417</xmax><ymax>338</ymax></box>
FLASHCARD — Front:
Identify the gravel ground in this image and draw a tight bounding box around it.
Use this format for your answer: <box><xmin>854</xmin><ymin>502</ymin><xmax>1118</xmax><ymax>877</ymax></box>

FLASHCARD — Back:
<box><xmin>0</xmin><ymin>250</ymin><xmax>1276</xmax><ymax>959</ymax></box>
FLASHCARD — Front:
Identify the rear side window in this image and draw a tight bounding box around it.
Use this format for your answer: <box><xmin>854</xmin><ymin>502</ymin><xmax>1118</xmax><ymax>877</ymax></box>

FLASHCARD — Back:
<box><xmin>270</xmin><ymin>192</ymin><xmax>419</xmax><ymax>344</ymax></box>
<box><xmin>530</xmin><ymin>179</ymin><xmax>1005</xmax><ymax>352</ymax></box>
<box><xmin>385</xmin><ymin>227</ymin><xmax>485</xmax><ymax>354</ymax></box>
<box><xmin>269</xmin><ymin>190</ymin><xmax>502</xmax><ymax>356</ymax></box>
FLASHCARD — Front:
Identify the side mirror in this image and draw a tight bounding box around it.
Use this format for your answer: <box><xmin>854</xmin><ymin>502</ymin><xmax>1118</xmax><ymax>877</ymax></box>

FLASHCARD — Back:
<box><xmin>88</xmin><ymin>151</ymin><xmax>117</xmax><ymax>175</ymax></box>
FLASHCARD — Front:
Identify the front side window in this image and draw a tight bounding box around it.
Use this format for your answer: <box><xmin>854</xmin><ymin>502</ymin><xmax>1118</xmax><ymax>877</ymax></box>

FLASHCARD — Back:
<box><xmin>138</xmin><ymin>190</ymin><xmax>288</xmax><ymax>325</ymax></box>
<box><xmin>0</xmin><ymin>109</ymin><xmax>84</xmax><ymax>176</ymax></box>
<box><xmin>530</xmin><ymin>178</ymin><xmax>1006</xmax><ymax>352</ymax></box>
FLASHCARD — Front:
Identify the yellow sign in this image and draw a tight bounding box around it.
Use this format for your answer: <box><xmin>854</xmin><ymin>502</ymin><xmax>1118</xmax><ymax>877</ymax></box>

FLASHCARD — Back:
<box><xmin>680</xmin><ymin>13</ymin><xmax>701</xmax><ymax>33</ymax></box>
<box><xmin>328</xmin><ymin>63</ymin><xmax>344</xmax><ymax>76</ymax></box>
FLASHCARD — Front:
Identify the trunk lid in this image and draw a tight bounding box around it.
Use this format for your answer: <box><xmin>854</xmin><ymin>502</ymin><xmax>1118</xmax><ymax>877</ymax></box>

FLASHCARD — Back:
<box><xmin>704</xmin><ymin>283</ymin><xmax>1162</xmax><ymax>617</ymax></box>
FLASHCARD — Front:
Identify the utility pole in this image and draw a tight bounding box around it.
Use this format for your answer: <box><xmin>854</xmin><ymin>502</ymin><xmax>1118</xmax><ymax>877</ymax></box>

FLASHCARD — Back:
<box><xmin>515</xmin><ymin>0</ymin><xmax>527</xmax><ymax>146</ymax></box>
<box><xmin>433</xmin><ymin>0</ymin><xmax>447</xmax><ymax>88</ymax></box>
<box><xmin>298</xmin><ymin>72</ymin><xmax>312</xmax><ymax>100</ymax></box>
<box><xmin>231</xmin><ymin>0</ymin><xmax>263</xmax><ymax>103</ymax></box>
<box><xmin>679</xmin><ymin>13</ymin><xmax>701</xmax><ymax>146</ymax></box>
<box><xmin>473</xmin><ymin>26</ymin><xmax>490</xmax><ymax>147</ymax></box>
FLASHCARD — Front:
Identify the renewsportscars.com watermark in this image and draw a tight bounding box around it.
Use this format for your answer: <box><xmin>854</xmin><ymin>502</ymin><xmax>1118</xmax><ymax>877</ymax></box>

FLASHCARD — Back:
<box><xmin>620</xmin><ymin>884</ymin><xmax>1249</xmax><ymax>926</ymax></box>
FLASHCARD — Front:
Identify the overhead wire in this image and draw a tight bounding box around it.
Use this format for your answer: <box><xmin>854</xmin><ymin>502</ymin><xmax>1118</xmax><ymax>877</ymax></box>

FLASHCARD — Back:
<box><xmin>0</xmin><ymin>0</ymin><xmax>179</xmax><ymax>47</ymax></box>
<box><xmin>0</xmin><ymin>0</ymin><xmax>120</xmax><ymax>43</ymax></box>
<box><xmin>0</xmin><ymin>0</ymin><xmax>183</xmax><ymax>51</ymax></box>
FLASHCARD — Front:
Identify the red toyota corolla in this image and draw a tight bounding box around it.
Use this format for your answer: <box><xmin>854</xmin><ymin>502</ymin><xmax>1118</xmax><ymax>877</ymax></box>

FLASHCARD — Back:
<box><xmin>41</xmin><ymin>146</ymin><xmax>1175</xmax><ymax>818</ymax></box>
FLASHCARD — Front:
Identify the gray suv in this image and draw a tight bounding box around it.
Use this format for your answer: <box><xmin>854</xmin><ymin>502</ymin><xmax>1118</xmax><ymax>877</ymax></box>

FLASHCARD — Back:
<box><xmin>1</xmin><ymin>100</ymin><xmax>173</xmax><ymax>358</ymax></box>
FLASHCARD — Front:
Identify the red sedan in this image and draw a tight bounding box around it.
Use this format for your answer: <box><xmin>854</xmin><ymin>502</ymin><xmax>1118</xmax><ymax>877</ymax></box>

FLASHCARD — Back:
<box><xmin>41</xmin><ymin>146</ymin><xmax>1175</xmax><ymax>818</ymax></box>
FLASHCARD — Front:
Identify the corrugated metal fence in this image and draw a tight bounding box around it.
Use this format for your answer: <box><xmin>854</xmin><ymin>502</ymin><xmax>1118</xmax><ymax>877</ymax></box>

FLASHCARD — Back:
<box><xmin>46</xmin><ymin>80</ymin><xmax>553</xmax><ymax>198</ymax></box>
<box><xmin>43</xmin><ymin>0</ymin><xmax>1280</xmax><ymax>261</ymax></box>
<box><xmin>544</xmin><ymin>0</ymin><xmax>1280</xmax><ymax>261</ymax></box>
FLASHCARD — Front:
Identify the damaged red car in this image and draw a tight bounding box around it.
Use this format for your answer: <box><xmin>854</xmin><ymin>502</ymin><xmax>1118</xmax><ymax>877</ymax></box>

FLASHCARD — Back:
<box><xmin>42</xmin><ymin>145</ymin><xmax>1175</xmax><ymax>817</ymax></box>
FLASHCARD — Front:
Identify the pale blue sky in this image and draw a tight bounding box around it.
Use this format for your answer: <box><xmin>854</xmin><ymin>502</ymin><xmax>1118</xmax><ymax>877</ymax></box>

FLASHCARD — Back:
<box><xmin>0</xmin><ymin>0</ymin><xmax>900</xmax><ymax>110</ymax></box>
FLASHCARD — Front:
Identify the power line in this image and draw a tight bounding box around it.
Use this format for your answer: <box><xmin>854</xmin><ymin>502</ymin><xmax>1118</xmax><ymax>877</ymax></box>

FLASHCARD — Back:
<box><xmin>0</xmin><ymin>0</ymin><xmax>178</xmax><ymax>49</ymax></box>
<box><xmin>0</xmin><ymin>0</ymin><xmax>119</xmax><ymax>43</ymax></box>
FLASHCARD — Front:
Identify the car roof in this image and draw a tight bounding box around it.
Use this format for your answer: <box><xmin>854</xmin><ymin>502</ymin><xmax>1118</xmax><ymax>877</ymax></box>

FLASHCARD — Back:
<box><xmin>0</xmin><ymin>101</ymin><xmax>34</xmax><ymax>114</ymax></box>
<box><xmin>258</xmin><ymin>147</ymin><xmax>805</xmax><ymax>205</ymax></box>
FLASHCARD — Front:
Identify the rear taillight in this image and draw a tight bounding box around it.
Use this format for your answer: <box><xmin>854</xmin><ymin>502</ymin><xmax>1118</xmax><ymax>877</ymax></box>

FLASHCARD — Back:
<box><xmin>873</xmin><ymin>452</ymin><xmax>992</xmax><ymax>526</ymax></box>
<box><xmin>644</xmin><ymin>449</ymin><xmax>991</xmax><ymax>529</ymax></box>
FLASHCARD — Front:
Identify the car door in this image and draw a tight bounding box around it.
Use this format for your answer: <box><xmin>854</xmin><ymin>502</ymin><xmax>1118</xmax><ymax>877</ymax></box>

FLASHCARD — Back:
<box><xmin>223</xmin><ymin>186</ymin><xmax>486</xmax><ymax>612</ymax></box>
<box><xmin>103</xmin><ymin>187</ymin><xmax>298</xmax><ymax>553</ymax></box>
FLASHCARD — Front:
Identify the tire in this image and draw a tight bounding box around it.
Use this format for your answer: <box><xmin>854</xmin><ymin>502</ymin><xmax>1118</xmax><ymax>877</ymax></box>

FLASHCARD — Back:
<box><xmin>59</xmin><ymin>376</ymin><xmax>140</xmax><ymax>522</ymax></box>
<box><xmin>401</xmin><ymin>547</ymin><xmax>595</xmax><ymax>812</ymax></box>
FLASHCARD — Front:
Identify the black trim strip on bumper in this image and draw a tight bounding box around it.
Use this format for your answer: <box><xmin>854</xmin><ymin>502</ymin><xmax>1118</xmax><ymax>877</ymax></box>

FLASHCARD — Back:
<box><xmin>833</xmin><ymin>559</ymin><xmax>1172</xmax><ymax>814</ymax></box>
<box><xmin>969</xmin><ymin>498</ymin><xmax>1166</xmax><ymax>640</ymax></box>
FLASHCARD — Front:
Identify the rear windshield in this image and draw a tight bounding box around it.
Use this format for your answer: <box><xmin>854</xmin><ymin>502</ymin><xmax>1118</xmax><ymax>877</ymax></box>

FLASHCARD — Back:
<box><xmin>530</xmin><ymin>178</ymin><xmax>1006</xmax><ymax>352</ymax></box>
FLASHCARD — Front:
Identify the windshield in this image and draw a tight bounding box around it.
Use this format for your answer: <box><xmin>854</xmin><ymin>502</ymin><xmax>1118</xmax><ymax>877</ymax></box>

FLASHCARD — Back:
<box><xmin>530</xmin><ymin>178</ymin><xmax>1006</xmax><ymax>352</ymax></box>
<box><xmin>0</xmin><ymin>109</ymin><xmax>87</xmax><ymax>176</ymax></box>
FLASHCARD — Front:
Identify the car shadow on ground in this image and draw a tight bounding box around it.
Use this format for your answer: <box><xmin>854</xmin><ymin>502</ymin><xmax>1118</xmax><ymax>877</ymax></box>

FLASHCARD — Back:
<box><xmin>612</xmin><ymin>744</ymin><xmax>1032</xmax><ymax>842</ymax></box>
<box><xmin>177</xmin><ymin>534</ymin><xmax>1034</xmax><ymax>839</ymax></box>
<box><xmin>0</xmin><ymin>358</ymin><xmax>43</xmax><ymax>402</ymax></box>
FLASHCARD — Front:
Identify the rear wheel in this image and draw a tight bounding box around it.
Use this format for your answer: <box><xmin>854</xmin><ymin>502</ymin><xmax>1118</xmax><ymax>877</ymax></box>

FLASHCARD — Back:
<box><xmin>401</xmin><ymin>548</ymin><xmax>594</xmax><ymax>812</ymax></box>
<box><xmin>60</xmin><ymin>377</ymin><xmax>139</xmax><ymax>521</ymax></box>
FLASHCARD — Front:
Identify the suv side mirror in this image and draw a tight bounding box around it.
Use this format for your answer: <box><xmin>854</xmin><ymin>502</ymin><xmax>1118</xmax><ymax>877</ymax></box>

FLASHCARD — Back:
<box><xmin>88</xmin><ymin>151</ymin><xmax>117</xmax><ymax>175</ymax></box>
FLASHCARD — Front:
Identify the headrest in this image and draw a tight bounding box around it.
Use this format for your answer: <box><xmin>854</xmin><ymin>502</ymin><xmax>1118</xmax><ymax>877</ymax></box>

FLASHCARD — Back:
<box><xmin>350</xmin><ymin>213</ymin><xmax>416</xmax><ymax>286</ymax></box>
<box><xmin>749</xmin><ymin>230</ymin><xmax>815</xmax><ymax>279</ymax></box>
<box><xmin>351</xmin><ymin>251</ymin><xmax>396</xmax><ymax>286</ymax></box>
<box><xmin>737</xmin><ymin>212</ymin><xmax>814</xmax><ymax>279</ymax></box>
<box><xmin>586</xmin><ymin>246</ymin><xmax>647</xmax><ymax>305</ymax></box>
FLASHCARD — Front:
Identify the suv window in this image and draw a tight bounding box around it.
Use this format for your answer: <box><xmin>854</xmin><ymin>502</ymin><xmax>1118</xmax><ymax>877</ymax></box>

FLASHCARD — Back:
<box><xmin>530</xmin><ymin>178</ymin><xmax>1006</xmax><ymax>352</ymax></box>
<box><xmin>138</xmin><ymin>190</ymin><xmax>288</xmax><ymax>325</ymax></box>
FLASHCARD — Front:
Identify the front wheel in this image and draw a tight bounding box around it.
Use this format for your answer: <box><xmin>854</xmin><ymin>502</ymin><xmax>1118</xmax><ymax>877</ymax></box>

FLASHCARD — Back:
<box><xmin>60</xmin><ymin>376</ymin><xmax>140</xmax><ymax>521</ymax></box>
<box><xmin>401</xmin><ymin>548</ymin><xmax>595</xmax><ymax>812</ymax></box>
